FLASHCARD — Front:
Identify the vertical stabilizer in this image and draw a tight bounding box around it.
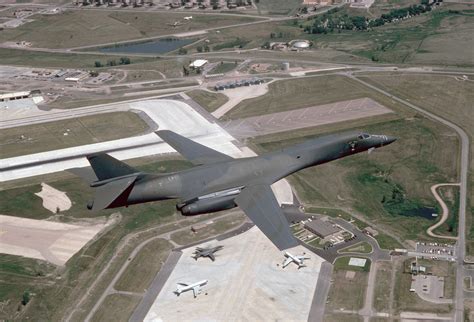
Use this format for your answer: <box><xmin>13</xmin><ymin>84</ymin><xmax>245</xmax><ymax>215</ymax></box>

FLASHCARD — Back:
<box><xmin>87</xmin><ymin>153</ymin><xmax>137</xmax><ymax>181</ymax></box>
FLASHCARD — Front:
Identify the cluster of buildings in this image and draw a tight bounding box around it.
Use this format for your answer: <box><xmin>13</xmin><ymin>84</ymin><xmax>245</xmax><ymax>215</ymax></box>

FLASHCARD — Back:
<box><xmin>294</xmin><ymin>216</ymin><xmax>354</xmax><ymax>248</ymax></box>
<box><xmin>73</xmin><ymin>0</ymin><xmax>154</xmax><ymax>7</ymax></box>
<box><xmin>169</xmin><ymin>0</ymin><xmax>252</xmax><ymax>9</ymax></box>
<box><xmin>72</xmin><ymin>0</ymin><xmax>252</xmax><ymax>8</ymax></box>
<box><xmin>214</xmin><ymin>78</ymin><xmax>264</xmax><ymax>91</ymax></box>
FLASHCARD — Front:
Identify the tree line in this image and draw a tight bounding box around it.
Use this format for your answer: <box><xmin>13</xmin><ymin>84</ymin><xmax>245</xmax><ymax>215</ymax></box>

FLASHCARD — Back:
<box><xmin>305</xmin><ymin>1</ymin><xmax>436</xmax><ymax>34</ymax></box>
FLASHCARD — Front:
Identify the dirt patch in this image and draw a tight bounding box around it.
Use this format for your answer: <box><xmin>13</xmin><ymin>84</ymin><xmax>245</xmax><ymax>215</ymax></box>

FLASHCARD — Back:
<box><xmin>34</xmin><ymin>182</ymin><xmax>72</xmax><ymax>213</ymax></box>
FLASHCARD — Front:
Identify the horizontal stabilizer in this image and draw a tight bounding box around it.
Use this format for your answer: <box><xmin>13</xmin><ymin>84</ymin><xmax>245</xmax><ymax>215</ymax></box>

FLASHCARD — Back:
<box><xmin>68</xmin><ymin>167</ymin><xmax>98</xmax><ymax>184</ymax></box>
<box><xmin>156</xmin><ymin>130</ymin><xmax>233</xmax><ymax>165</ymax></box>
<box><xmin>90</xmin><ymin>175</ymin><xmax>137</xmax><ymax>211</ymax></box>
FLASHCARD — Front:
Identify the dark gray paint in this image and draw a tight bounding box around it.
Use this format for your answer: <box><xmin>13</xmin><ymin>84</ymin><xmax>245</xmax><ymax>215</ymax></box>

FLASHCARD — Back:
<box><xmin>76</xmin><ymin>130</ymin><xmax>396</xmax><ymax>250</ymax></box>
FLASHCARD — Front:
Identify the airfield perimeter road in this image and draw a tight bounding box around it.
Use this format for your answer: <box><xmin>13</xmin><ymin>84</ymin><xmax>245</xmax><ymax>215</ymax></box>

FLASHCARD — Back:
<box><xmin>427</xmin><ymin>183</ymin><xmax>461</xmax><ymax>241</ymax></box>
<box><xmin>349</xmin><ymin>74</ymin><xmax>470</xmax><ymax>322</ymax></box>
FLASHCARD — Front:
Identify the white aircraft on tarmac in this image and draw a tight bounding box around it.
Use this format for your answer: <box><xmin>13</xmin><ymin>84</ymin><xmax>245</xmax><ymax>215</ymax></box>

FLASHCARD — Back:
<box><xmin>174</xmin><ymin>280</ymin><xmax>208</xmax><ymax>298</ymax></box>
<box><xmin>282</xmin><ymin>252</ymin><xmax>310</xmax><ymax>269</ymax></box>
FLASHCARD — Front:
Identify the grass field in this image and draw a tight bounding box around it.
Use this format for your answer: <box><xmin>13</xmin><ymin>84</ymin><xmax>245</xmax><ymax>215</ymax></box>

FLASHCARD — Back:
<box><xmin>324</xmin><ymin>313</ymin><xmax>363</xmax><ymax>322</ymax></box>
<box><xmin>304</xmin><ymin>5</ymin><xmax>474</xmax><ymax>66</ymax></box>
<box><xmin>433</xmin><ymin>185</ymin><xmax>459</xmax><ymax>237</ymax></box>
<box><xmin>373</xmin><ymin>261</ymin><xmax>394</xmax><ymax>312</ymax></box>
<box><xmin>0</xmin><ymin>10</ymin><xmax>261</xmax><ymax>49</ymax></box>
<box><xmin>186</xmin><ymin>89</ymin><xmax>229</xmax><ymax>113</ymax></box>
<box><xmin>210</xmin><ymin>61</ymin><xmax>237</xmax><ymax>74</ymax></box>
<box><xmin>91</xmin><ymin>294</ymin><xmax>141</xmax><ymax>322</ymax></box>
<box><xmin>193</xmin><ymin>20</ymin><xmax>302</xmax><ymax>53</ymax></box>
<box><xmin>334</xmin><ymin>256</ymin><xmax>371</xmax><ymax>272</ymax></box>
<box><xmin>327</xmin><ymin>267</ymin><xmax>369</xmax><ymax>311</ymax></box>
<box><xmin>226</xmin><ymin>74</ymin><xmax>407</xmax><ymax>119</ymax></box>
<box><xmin>0</xmin><ymin>254</ymin><xmax>55</xmax><ymax>278</ymax></box>
<box><xmin>255</xmin><ymin>0</ymin><xmax>302</xmax><ymax>15</ymax></box>
<box><xmin>339</xmin><ymin>242</ymin><xmax>373</xmax><ymax>254</ymax></box>
<box><xmin>357</xmin><ymin>73</ymin><xmax>473</xmax><ymax>252</ymax></box>
<box><xmin>114</xmin><ymin>238</ymin><xmax>172</xmax><ymax>293</ymax></box>
<box><xmin>0</xmin><ymin>112</ymin><xmax>149</xmax><ymax>159</ymax></box>
<box><xmin>393</xmin><ymin>258</ymin><xmax>452</xmax><ymax>314</ymax></box>
<box><xmin>306</xmin><ymin>206</ymin><xmax>368</xmax><ymax>230</ymax></box>
<box><xmin>0</xmin><ymin>48</ymin><xmax>154</xmax><ymax>69</ymax></box>
<box><xmin>374</xmin><ymin>233</ymin><xmax>404</xmax><ymax>250</ymax></box>
<box><xmin>250</xmin><ymin>76</ymin><xmax>458</xmax><ymax>244</ymax></box>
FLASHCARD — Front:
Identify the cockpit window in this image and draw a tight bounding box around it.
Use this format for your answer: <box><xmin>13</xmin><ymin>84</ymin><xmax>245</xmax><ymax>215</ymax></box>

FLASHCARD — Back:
<box><xmin>358</xmin><ymin>133</ymin><xmax>371</xmax><ymax>140</ymax></box>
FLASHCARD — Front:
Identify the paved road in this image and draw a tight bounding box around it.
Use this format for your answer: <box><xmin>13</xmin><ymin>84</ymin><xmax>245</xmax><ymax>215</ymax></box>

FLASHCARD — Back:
<box><xmin>350</xmin><ymin>74</ymin><xmax>470</xmax><ymax>322</ymax></box>
<box><xmin>359</xmin><ymin>261</ymin><xmax>377</xmax><ymax>322</ymax></box>
<box><xmin>427</xmin><ymin>183</ymin><xmax>460</xmax><ymax>240</ymax></box>
<box><xmin>129</xmin><ymin>251</ymin><xmax>182</xmax><ymax>322</ymax></box>
<box><xmin>307</xmin><ymin>261</ymin><xmax>333</xmax><ymax>322</ymax></box>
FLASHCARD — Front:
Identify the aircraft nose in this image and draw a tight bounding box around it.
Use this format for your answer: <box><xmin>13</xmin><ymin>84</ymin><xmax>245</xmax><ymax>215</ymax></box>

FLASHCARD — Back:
<box><xmin>385</xmin><ymin>136</ymin><xmax>397</xmax><ymax>145</ymax></box>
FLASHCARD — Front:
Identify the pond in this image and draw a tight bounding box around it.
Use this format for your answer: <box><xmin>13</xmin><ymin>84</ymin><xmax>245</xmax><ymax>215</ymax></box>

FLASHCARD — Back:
<box><xmin>98</xmin><ymin>38</ymin><xmax>195</xmax><ymax>55</ymax></box>
<box><xmin>402</xmin><ymin>206</ymin><xmax>438</xmax><ymax>220</ymax></box>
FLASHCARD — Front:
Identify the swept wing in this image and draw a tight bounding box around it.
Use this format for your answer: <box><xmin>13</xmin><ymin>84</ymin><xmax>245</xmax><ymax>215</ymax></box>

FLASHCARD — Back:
<box><xmin>156</xmin><ymin>130</ymin><xmax>233</xmax><ymax>165</ymax></box>
<box><xmin>192</xmin><ymin>286</ymin><xmax>201</xmax><ymax>297</ymax></box>
<box><xmin>234</xmin><ymin>184</ymin><xmax>298</xmax><ymax>251</ymax></box>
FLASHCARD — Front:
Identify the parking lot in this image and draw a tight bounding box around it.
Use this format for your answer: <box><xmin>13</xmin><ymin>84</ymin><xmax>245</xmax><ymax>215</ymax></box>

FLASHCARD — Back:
<box><xmin>415</xmin><ymin>242</ymin><xmax>456</xmax><ymax>260</ymax></box>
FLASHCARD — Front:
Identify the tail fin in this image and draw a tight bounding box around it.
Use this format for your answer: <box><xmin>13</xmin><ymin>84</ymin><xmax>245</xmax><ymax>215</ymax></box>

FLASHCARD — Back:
<box><xmin>87</xmin><ymin>153</ymin><xmax>136</xmax><ymax>181</ymax></box>
<box><xmin>68</xmin><ymin>154</ymin><xmax>139</xmax><ymax>212</ymax></box>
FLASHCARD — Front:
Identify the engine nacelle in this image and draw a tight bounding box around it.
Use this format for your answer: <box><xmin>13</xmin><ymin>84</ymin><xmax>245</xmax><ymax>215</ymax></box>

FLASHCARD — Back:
<box><xmin>178</xmin><ymin>195</ymin><xmax>237</xmax><ymax>216</ymax></box>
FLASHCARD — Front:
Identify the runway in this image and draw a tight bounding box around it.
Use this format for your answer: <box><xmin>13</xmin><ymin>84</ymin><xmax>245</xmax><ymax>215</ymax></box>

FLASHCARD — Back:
<box><xmin>0</xmin><ymin>99</ymin><xmax>242</xmax><ymax>182</ymax></box>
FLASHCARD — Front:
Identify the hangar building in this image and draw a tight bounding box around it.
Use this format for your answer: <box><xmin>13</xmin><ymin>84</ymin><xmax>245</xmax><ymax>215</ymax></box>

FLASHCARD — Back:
<box><xmin>304</xmin><ymin>218</ymin><xmax>340</xmax><ymax>238</ymax></box>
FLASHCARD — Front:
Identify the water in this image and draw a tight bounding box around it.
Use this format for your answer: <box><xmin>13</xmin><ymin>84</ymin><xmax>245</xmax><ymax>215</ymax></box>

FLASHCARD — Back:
<box><xmin>98</xmin><ymin>38</ymin><xmax>194</xmax><ymax>55</ymax></box>
<box><xmin>403</xmin><ymin>207</ymin><xmax>438</xmax><ymax>220</ymax></box>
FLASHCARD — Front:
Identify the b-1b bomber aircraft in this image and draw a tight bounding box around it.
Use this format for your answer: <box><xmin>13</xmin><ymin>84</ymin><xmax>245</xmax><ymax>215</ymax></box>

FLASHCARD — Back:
<box><xmin>71</xmin><ymin>130</ymin><xmax>395</xmax><ymax>251</ymax></box>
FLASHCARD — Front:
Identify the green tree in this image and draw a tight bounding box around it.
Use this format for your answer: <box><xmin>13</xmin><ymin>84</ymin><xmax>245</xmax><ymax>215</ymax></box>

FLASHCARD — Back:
<box><xmin>119</xmin><ymin>57</ymin><xmax>131</xmax><ymax>65</ymax></box>
<box><xmin>178</xmin><ymin>48</ymin><xmax>188</xmax><ymax>55</ymax></box>
<box><xmin>22</xmin><ymin>291</ymin><xmax>30</xmax><ymax>305</ymax></box>
<box><xmin>94</xmin><ymin>61</ymin><xmax>102</xmax><ymax>68</ymax></box>
<box><xmin>197</xmin><ymin>46</ymin><xmax>203</xmax><ymax>53</ymax></box>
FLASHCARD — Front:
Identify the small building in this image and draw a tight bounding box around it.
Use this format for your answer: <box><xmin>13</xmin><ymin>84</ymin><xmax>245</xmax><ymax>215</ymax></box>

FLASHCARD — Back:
<box><xmin>189</xmin><ymin>59</ymin><xmax>208</xmax><ymax>69</ymax></box>
<box><xmin>304</xmin><ymin>218</ymin><xmax>340</xmax><ymax>238</ymax></box>
<box><xmin>363</xmin><ymin>226</ymin><xmax>379</xmax><ymax>237</ymax></box>
<box><xmin>0</xmin><ymin>91</ymin><xmax>31</xmax><ymax>102</ymax></box>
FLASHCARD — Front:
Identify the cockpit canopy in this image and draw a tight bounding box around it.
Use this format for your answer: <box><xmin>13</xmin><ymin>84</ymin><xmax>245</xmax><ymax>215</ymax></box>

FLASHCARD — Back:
<box><xmin>357</xmin><ymin>133</ymin><xmax>371</xmax><ymax>140</ymax></box>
